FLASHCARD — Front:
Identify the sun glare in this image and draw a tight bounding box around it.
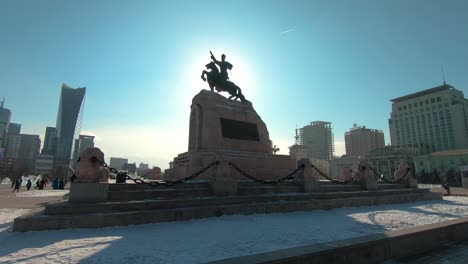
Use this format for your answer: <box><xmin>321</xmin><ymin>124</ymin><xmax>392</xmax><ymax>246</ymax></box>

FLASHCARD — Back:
<box><xmin>185</xmin><ymin>50</ymin><xmax>255</xmax><ymax>99</ymax></box>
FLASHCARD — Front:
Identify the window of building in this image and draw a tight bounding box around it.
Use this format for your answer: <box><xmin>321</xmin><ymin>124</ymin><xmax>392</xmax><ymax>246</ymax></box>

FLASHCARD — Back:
<box><xmin>426</xmin><ymin>100</ymin><xmax>429</xmax><ymax>105</ymax></box>
<box><xmin>398</xmin><ymin>106</ymin><xmax>402</xmax><ymax>111</ymax></box>
<box><xmin>420</xmin><ymin>101</ymin><xmax>423</xmax><ymax>106</ymax></box>
<box><xmin>431</xmin><ymin>98</ymin><xmax>435</xmax><ymax>103</ymax></box>
<box><xmin>404</xmin><ymin>105</ymin><xmax>407</xmax><ymax>110</ymax></box>
<box><xmin>409</xmin><ymin>104</ymin><xmax>412</xmax><ymax>109</ymax></box>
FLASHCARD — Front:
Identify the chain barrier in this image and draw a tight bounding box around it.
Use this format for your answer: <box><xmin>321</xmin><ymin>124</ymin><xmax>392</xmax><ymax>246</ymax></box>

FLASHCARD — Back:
<box><xmin>100</xmin><ymin>160</ymin><xmax>219</xmax><ymax>187</ymax></box>
<box><xmin>368</xmin><ymin>166</ymin><xmax>410</xmax><ymax>184</ymax></box>
<box><xmin>309</xmin><ymin>163</ymin><xmax>361</xmax><ymax>185</ymax></box>
<box><xmin>228</xmin><ymin>162</ymin><xmax>305</xmax><ymax>184</ymax></box>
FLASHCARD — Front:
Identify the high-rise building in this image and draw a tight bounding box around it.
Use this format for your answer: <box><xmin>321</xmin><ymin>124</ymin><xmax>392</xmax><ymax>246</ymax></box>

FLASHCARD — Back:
<box><xmin>54</xmin><ymin>83</ymin><xmax>86</xmax><ymax>166</ymax></box>
<box><xmin>4</xmin><ymin>123</ymin><xmax>21</xmax><ymax>158</ymax></box>
<box><xmin>139</xmin><ymin>163</ymin><xmax>149</xmax><ymax>170</ymax></box>
<box><xmin>124</xmin><ymin>162</ymin><xmax>137</xmax><ymax>174</ymax></box>
<box><xmin>17</xmin><ymin>134</ymin><xmax>41</xmax><ymax>173</ymax></box>
<box><xmin>0</xmin><ymin>98</ymin><xmax>11</xmax><ymax>148</ymax></box>
<box><xmin>389</xmin><ymin>83</ymin><xmax>468</xmax><ymax>153</ymax></box>
<box><xmin>7</xmin><ymin>123</ymin><xmax>21</xmax><ymax>135</ymax></box>
<box><xmin>109</xmin><ymin>157</ymin><xmax>128</xmax><ymax>170</ymax></box>
<box><xmin>298</xmin><ymin>121</ymin><xmax>335</xmax><ymax>160</ymax></box>
<box><xmin>5</xmin><ymin>135</ymin><xmax>21</xmax><ymax>158</ymax></box>
<box><xmin>35</xmin><ymin>154</ymin><xmax>54</xmax><ymax>175</ymax></box>
<box><xmin>345</xmin><ymin>124</ymin><xmax>385</xmax><ymax>157</ymax></box>
<box><xmin>71</xmin><ymin>135</ymin><xmax>95</xmax><ymax>168</ymax></box>
<box><xmin>42</xmin><ymin>126</ymin><xmax>57</xmax><ymax>155</ymax></box>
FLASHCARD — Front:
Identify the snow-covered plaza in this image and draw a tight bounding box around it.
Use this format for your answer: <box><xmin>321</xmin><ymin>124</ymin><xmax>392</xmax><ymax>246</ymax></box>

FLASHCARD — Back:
<box><xmin>1</xmin><ymin>188</ymin><xmax>468</xmax><ymax>264</ymax></box>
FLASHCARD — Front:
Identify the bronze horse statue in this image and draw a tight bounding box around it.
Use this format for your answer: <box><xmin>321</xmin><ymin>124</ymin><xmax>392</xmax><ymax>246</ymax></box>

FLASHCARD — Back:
<box><xmin>201</xmin><ymin>61</ymin><xmax>246</xmax><ymax>102</ymax></box>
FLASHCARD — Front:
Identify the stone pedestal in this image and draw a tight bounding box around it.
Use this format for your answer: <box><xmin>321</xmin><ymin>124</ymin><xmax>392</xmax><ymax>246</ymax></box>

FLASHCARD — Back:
<box><xmin>297</xmin><ymin>158</ymin><xmax>320</xmax><ymax>192</ymax></box>
<box><xmin>210</xmin><ymin>161</ymin><xmax>238</xmax><ymax>196</ymax></box>
<box><xmin>165</xmin><ymin>90</ymin><xmax>295</xmax><ymax>181</ymax></box>
<box><xmin>406</xmin><ymin>174</ymin><xmax>418</xmax><ymax>188</ymax></box>
<box><xmin>69</xmin><ymin>182</ymin><xmax>109</xmax><ymax>203</ymax></box>
<box><xmin>395</xmin><ymin>163</ymin><xmax>418</xmax><ymax>188</ymax></box>
<box><xmin>357</xmin><ymin>160</ymin><xmax>377</xmax><ymax>191</ymax></box>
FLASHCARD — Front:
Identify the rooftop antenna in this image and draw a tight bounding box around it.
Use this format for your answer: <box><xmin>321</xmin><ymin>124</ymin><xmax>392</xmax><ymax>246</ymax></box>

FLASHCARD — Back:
<box><xmin>294</xmin><ymin>125</ymin><xmax>299</xmax><ymax>145</ymax></box>
<box><xmin>0</xmin><ymin>96</ymin><xmax>4</xmax><ymax>108</ymax></box>
<box><xmin>441</xmin><ymin>64</ymin><xmax>446</xmax><ymax>85</ymax></box>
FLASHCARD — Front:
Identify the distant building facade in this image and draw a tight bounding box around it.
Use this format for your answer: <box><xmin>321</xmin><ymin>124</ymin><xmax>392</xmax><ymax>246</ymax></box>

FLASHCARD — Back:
<box><xmin>345</xmin><ymin>124</ymin><xmax>385</xmax><ymax>157</ymax></box>
<box><xmin>17</xmin><ymin>134</ymin><xmax>41</xmax><ymax>173</ymax></box>
<box><xmin>4</xmin><ymin>122</ymin><xmax>21</xmax><ymax>159</ymax></box>
<box><xmin>414</xmin><ymin>149</ymin><xmax>468</xmax><ymax>184</ymax></box>
<box><xmin>298</xmin><ymin>121</ymin><xmax>334</xmax><ymax>160</ymax></box>
<box><xmin>5</xmin><ymin>135</ymin><xmax>21</xmax><ymax>158</ymax></box>
<box><xmin>109</xmin><ymin>157</ymin><xmax>128</xmax><ymax>170</ymax></box>
<box><xmin>366</xmin><ymin>146</ymin><xmax>423</xmax><ymax>180</ymax></box>
<box><xmin>42</xmin><ymin>126</ymin><xmax>57</xmax><ymax>155</ymax></box>
<box><xmin>71</xmin><ymin>135</ymin><xmax>95</xmax><ymax>168</ymax></box>
<box><xmin>288</xmin><ymin>144</ymin><xmax>306</xmax><ymax>162</ymax></box>
<box><xmin>389</xmin><ymin>83</ymin><xmax>468</xmax><ymax>153</ymax></box>
<box><xmin>35</xmin><ymin>154</ymin><xmax>54</xmax><ymax>175</ymax></box>
<box><xmin>124</xmin><ymin>163</ymin><xmax>137</xmax><ymax>174</ymax></box>
<box><xmin>330</xmin><ymin>155</ymin><xmax>361</xmax><ymax>179</ymax></box>
<box><xmin>54</xmin><ymin>83</ymin><xmax>86</xmax><ymax>166</ymax></box>
<box><xmin>0</xmin><ymin>100</ymin><xmax>11</xmax><ymax>147</ymax></box>
<box><xmin>7</xmin><ymin>123</ymin><xmax>21</xmax><ymax>135</ymax></box>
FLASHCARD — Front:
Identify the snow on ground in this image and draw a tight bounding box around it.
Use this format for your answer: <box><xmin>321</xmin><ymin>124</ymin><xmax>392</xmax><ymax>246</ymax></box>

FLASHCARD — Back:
<box><xmin>0</xmin><ymin>197</ymin><xmax>468</xmax><ymax>264</ymax></box>
<box><xmin>11</xmin><ymin>190</ymin><xmax>69</xmax><ymax>198</ymax></box>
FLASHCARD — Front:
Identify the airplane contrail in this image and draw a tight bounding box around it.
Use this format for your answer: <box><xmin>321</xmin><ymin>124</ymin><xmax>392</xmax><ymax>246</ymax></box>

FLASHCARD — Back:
<box><xmin>280</xmin><ymin>28</ymin><xmax>295</xmax><ymax>34</ymax></box>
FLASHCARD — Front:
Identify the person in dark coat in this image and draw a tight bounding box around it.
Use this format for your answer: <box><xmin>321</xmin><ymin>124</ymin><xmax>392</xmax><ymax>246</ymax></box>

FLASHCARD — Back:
<box><xmin>26</xmin><ymin>179</ymin><xmax>32</xmax><ymax>190</ymax></box>
<box><xmin>59</xmin><ymin>178</ymin><xmax>65</xmax><ymax>189</ymax></box>
<box><xmin>39</xmin><ymin>179</ymin><xmax>46</xmax><ymax>190</ymax></box>
<box><xmin>52</xmin><ymin>178</ymin><xmax>59</xmax><ymax>190</ymax></box>
<box><xmin>12</xmin><ymin>178</ymin><xmax>21</xmax><ymax>193</ymax></box>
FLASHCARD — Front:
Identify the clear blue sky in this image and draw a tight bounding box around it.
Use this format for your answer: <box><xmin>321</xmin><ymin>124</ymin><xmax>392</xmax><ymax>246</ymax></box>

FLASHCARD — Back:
<box><xmin>1</xmin><ymin>0</ymin><xmax>468</xmax><ymax>169</ymax></box>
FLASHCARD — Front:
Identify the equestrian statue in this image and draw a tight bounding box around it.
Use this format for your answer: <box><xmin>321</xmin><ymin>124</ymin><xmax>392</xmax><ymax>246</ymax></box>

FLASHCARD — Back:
<box><xmin>201</xmin><ymin>51</ymin><xmax>246</xmax><ymax>102</ymax></box>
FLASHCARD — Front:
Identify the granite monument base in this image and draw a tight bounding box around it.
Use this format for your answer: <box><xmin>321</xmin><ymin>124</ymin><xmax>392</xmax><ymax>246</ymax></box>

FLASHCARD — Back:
<box><xmin>69</xmin><ymin>182</ymin><xmax>109</xmax><ymax>203</ymax></box>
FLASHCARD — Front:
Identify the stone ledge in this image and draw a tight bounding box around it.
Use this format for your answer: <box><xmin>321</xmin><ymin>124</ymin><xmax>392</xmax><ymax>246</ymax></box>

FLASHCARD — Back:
<box><xmin>69</xmin><ymin>182</ymin><xmax>109</xmax><ymax>203</ymax></box>
<box><xmin>205</xmin><ymin>217</ymin><xmax>468</xmax><ymax>264</ymax></box>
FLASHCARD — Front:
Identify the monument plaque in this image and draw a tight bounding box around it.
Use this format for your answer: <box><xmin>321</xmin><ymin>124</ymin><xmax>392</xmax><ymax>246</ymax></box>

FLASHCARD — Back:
<box><xmin>220</xmin><ymin>118</ymin><xmax>259</xmax><ymax>141</ymax></box>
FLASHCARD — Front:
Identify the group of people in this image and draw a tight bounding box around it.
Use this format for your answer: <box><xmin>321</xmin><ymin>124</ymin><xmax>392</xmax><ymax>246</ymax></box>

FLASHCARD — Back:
<box><xmin>11</xmin><ymin>177</ymin><xmax>66</xmax><ymax>192</ymax></box>
<box><xmin>51</xmin><ymin>178</ymin><xmax>67</xmax><ymax>190</ymax></box>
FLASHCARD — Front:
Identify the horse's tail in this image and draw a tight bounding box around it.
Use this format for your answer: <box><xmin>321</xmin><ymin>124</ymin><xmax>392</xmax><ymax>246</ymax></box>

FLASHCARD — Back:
<box><xmin>236</xmin><ymin>87</ymin><xmax>246</xmax><ymax>102</ymax></box>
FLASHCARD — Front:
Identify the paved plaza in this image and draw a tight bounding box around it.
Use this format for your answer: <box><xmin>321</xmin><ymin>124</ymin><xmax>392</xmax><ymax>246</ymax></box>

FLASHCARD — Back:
<box><xmin>1</xmin><ymin>183</ymin><xmax>468</xmax><ymax>263</ymax></box>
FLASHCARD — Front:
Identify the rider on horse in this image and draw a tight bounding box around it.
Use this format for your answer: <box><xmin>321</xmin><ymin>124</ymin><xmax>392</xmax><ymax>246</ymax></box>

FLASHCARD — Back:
<box><xmin>201</xmin><ymin>51</ymin><xmax>247</xmax><ymax>103</ymax></box>
<box><xmin>210</xmin><ymin>51</ymin><xmax>232</xmax><ymax>84</ymax></box>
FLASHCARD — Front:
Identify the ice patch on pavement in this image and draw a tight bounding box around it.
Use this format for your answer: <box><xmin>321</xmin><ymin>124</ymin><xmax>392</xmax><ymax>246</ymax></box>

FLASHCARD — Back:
<box><xmin>11</xmin><ymin>190</ymin><xmax>69</xmax><ymax>198</ymax></box>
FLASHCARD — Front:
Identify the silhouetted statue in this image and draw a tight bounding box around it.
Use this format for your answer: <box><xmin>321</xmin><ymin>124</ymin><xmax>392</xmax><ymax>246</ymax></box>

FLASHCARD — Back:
<box><xmin>201</xmin><ymin>51</ymin><xmax>246</xmax><ymax>102</ymax></box>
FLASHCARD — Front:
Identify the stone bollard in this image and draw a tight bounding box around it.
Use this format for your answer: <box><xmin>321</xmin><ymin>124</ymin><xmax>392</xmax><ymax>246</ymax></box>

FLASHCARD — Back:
<box><xmin>297</xmin><ymin>158</ymin><xmax>320</xmax><ymax>192</ymax></box>
<box><xmin>395</xmin><ymin>162</ymin><xmax>418</xmax><ymax>188</ymax></box>
<box><xmin>210</xmin><ymin>159</ymin><xmax>238</xmax><ymax>197</ymax></box>
<box><xmin>69</xmin><ymin>147</ymin><xmax>110</xmax><ymax>203</ymax></box>
<box><xmin>356</xmin><ymin>160</ymin><xmax>378</xmax><ymax>191</ymax></box>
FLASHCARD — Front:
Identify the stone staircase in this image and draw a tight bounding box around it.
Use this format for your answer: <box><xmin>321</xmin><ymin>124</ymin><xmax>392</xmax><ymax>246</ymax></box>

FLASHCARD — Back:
<box><xmin>13</xmin><ymin>180</ymin><xmax>442</xmax><ymax>232</ymax></box>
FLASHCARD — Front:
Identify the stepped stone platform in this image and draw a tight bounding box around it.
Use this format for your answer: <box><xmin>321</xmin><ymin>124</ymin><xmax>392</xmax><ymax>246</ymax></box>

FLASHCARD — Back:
<box><xmin>13</xmin><ymin>180</ymin><xmax>442</xmax><ymax>232</ymax></box>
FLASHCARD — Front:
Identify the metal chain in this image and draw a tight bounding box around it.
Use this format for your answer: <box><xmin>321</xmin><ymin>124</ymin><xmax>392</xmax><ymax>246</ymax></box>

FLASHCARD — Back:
<box><xmin>308</xmin><ymin>163</ymin><xmax>361</xmax><ymax>185</ymax></box>
<box><xmin>369</xmin><ymin>166</ymin><xmax>410</xmax><ymax>184</ymax></box>
<box><xmin>101</xmin><ymin>161</ymin><xmax>219</xmax><ymax>187</ymax></box>
<box><xmin>228</xmin><ymin>162</ymin><xmax>305</xmax><ymax>184</ymax></box>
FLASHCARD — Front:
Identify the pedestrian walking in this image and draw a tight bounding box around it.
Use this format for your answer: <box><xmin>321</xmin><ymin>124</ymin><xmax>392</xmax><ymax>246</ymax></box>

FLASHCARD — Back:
<box><xmin>26</xmin><ymin>179</ymin><xmax>32</xmax><ymax>190</ymax></box>
<box><xmin>59</xmin><ymin>178</ymin><xmax>65</xmax><ymax>189</ymax></box>
<box><xmin>52</xmin><ymin>178</ymin><xmax>59</xmax><ymax>190</ymax></box>
<box><xmin>12</xmin><ymin>178</ymin><xmax>21</xmax><ymax>193</ymax></box>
